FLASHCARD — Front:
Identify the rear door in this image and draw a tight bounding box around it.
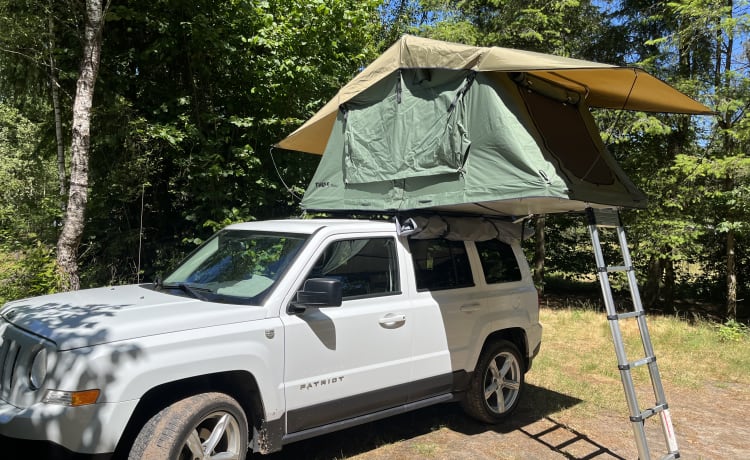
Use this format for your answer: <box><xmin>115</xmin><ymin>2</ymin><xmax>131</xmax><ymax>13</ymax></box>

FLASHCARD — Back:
<box><xmin>408</xmin><ymin>237</ymin><xmax>532</xmax><ymax>373</ymax></box>
<box><xmin>408</xmin><ymin>238</ymin><xmax>481</xmax><ymax>373</ymax></box>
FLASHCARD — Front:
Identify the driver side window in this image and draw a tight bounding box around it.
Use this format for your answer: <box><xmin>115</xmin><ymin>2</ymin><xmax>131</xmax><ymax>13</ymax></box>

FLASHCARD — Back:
<box><xmin>308</xmin><ymin>237</ymin><xmax>400</xmax><ymax>300</ymax></box>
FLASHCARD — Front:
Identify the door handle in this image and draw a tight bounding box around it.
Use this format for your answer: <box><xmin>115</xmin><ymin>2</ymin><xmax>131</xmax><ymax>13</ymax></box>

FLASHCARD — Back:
<box><xmin>379</xmin><ymin>313</ymin><xmax>406</xmax><ymax>328</ymax></box>
<box><xmin>460</xmin><ymin>303</ymin><xmax>481</xmax><ymax>313</ymax></box>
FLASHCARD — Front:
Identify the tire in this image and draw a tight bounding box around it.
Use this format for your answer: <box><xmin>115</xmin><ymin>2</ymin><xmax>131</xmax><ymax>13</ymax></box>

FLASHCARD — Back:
<box><xmin>129</xmin><ymin>392</ymin><xmax>249</xmax><ymax>460</ymax></box>
<box><xmin>461</xmin><ymin>340</ymin><xmax>524</xmax><ymax>424</ymax></box>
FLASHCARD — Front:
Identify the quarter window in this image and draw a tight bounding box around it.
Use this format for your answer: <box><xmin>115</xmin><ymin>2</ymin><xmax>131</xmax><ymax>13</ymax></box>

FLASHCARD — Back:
<box><xmin>476</xmin><ymin>239</ymin><xmax>522</xmax><ymax>284</ymax></box>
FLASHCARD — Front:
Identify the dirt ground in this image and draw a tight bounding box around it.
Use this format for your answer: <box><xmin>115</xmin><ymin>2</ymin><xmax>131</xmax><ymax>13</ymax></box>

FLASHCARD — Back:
<box><xmin>257</xmin><ymin>293</ymin><xmax>748</xmax><ymax>460</ymax></box>
<box><xmin>261</xmin><ymin>379</ymin><xmax>749</xmax><ymax>460</ymax></box>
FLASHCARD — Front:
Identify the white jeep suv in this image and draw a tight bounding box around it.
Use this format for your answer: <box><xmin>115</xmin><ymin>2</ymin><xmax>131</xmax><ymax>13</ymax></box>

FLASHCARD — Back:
<box><xmin>0</xmin><ymin>217</ymin><xmax>541</xmax><ymax>459</ymax></box>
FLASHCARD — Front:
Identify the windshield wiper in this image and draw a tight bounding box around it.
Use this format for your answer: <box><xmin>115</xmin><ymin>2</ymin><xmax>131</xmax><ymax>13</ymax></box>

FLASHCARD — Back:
<box><xmin>163</xmin><ymin>283</ymin><xmax>212</xmax><ymax>301</ymax></box>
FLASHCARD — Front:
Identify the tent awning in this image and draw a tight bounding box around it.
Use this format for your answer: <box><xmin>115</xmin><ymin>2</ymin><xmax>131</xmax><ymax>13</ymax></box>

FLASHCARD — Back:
<box><xmin>276</xmin><ymin>35</ymin><xmax>714</xmax><ymax>155</ymax></box>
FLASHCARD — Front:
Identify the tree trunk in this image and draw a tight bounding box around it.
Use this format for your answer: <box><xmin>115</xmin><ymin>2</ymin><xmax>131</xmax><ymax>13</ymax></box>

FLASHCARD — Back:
<box><xmin>726</xmin><ymin>228</ymin><xmax>737</xmax><ymax>319</ymax></box>
<box><xmin>532</xmin><ymin>215</ymin><xmax>545</xmax><ymax>294</ymax></box>
<box><xmin>724</xmin><ymin>2</ymin><xmax>737</xmax><ymax>321</ymax></box>
<box><xmin>642</xmin><ymin>254</ymin><xmax>663</xmax><ymax>308</ymax></box>
<box><xmin>56</xmin><ymin>0</ymin><xmax>106</xmax><ymax>290</ymax></box>
<box><xmin>663</xmin><ymin>250</ymin><xmax>675</xmax><ymax>309</ymax></box>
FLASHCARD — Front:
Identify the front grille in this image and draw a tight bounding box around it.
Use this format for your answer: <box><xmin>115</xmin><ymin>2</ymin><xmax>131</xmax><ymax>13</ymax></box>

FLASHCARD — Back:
<box><xmin>0</xmin><ymin>320</ymin><xmax>55</xmax><ymax>407</ymax></box>
<box><xmin>0</xmin><ymin>335</ymin><xmax>21</xmax><ymax>400</ymax></box>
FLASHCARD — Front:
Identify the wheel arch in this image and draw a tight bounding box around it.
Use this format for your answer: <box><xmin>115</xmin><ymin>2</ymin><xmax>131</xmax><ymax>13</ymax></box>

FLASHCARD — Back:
<box><xmin>482</xmin><ymin>328</ymin><xmax>529</xmax><ymax>372</ymax></box>
<box><xmin>111</xmin><ymin>370</ymin><xmax>266</xmax><ymax>459</ymax></box>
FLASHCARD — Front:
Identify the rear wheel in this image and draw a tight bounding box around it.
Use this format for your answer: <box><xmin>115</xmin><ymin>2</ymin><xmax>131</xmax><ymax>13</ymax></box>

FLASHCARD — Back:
<box><xmin>461</xmin><ymin>340</ymin><xmax>524</xmax><ymax>424</ymax></box>
<box><xmin>129</xmin><ymin>392</ymin><xmax>249</xmax><ymax>460</ymax></box>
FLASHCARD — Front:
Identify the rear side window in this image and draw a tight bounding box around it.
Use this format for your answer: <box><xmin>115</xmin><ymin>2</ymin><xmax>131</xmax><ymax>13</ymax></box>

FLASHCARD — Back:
<box><xmin>409</xmin><ymin>239</ymin><xmax>474</xmax><ymax>291</ymax></box>
<box><xmin>475</xmin><ymin>239</ymin><xmax>522</xmax><ymax>284</ymax></box>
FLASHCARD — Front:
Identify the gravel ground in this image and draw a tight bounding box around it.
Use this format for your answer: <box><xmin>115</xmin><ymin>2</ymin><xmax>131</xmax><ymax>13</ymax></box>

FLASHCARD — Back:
<box><xmin>260</xmin><ymin>380</ymin><xmax>749</xmax><ymax>460</ymax></box>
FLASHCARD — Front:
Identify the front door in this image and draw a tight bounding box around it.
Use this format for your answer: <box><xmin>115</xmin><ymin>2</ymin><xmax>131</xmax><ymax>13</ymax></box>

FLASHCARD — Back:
<box><xmin>281</xmin><ymin>234</ymin><xmax>414</xmax><ymax>433</ymax></box>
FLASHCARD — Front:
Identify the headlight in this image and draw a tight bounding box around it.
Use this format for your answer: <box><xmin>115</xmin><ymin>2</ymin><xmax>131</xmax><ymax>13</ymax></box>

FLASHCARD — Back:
<box><xmin>43</xmin><ymin>389</ymin><xmax>100</xmax><ymax>406</ymax></box>
<box><xmin>29</xmin><ymin>347</ymin><xmax>48</xmax><ymax>390</ymax></box>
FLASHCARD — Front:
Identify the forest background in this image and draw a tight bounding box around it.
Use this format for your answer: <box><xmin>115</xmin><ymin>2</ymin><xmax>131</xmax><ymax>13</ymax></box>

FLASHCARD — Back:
<box><xmin>1</xmin><ymin>0</ymin><xmax>749</xmax><ymax>323</ymax></box>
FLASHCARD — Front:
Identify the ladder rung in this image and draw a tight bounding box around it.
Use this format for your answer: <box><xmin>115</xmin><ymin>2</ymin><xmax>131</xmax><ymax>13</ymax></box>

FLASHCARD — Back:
<box><xmin>607</xmin><ymin>311</ymin><xmax>644</xmax><ymax>321</ymax></box>
<box><xmin>586</xmin><ymin>207</ymin><xmax>622</xmax><ymax>227</ymax></box>
<box><xmin>598</xmin><ymin>265</ymin><xmax>633</xmax><ymax>273</ymax></box>
<box><xmin>629</xmin><ymin>403</ymin><xmax>668</xmax><ymax>422</ymax></box>
<box><xmin>587</xmin><ymin>209</ymin><xmax>679</xmax><ymax>458</ymax></box>
<box><xmin>618</xmin><ymin>355</ymin><xmax>656</xmax><ymax>370</ymax></box>
<box><xmin>632</xmin><ymin>355</ymin><xmax>656</xmax><ymax>368</ymax></box>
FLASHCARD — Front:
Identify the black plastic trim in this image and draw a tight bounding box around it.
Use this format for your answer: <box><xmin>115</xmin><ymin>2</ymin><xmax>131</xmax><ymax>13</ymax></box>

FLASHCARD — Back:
<box><xmin>286</xmin><ymin>373</ymin><xmax>454</xmax><ymax>433</ymax></box>
<box><xmin>283</xmin><ymin>393</ymin><xmax>455</xmax><ymax>446</ymax></box>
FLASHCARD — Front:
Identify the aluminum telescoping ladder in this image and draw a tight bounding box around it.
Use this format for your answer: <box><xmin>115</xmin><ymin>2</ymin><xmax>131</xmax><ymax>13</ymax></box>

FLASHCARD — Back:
<box><xmin>585</xmin><ymin>208</ymin><xmax>679</xmax><ymax>460</ymax></box>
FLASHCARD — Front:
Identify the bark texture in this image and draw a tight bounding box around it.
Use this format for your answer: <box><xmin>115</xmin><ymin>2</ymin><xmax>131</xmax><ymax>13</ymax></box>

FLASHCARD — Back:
<box><xmin>56</xmin><ymin>0</ymin><xmax>105</xmax><ymax>290</ymax></box>
<box><xmin>726</xmin><ymin>228</ymin><xmax>737</xmax><ymax>319</ymax></box>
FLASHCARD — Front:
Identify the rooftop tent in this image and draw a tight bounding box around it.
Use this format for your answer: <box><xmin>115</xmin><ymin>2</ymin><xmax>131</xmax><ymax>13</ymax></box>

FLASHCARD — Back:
<box><xmin>297</xmin><ymin>68</ymin><xmax>645</xmax><ymax>216</ymax></box>
<box><xmin>276</xmin><ymin>35</ymin><xmax>712</xmax><ymax>217</ymax></box>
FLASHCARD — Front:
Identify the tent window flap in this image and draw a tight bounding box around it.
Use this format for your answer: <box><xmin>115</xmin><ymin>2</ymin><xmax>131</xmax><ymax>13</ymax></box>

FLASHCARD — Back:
<box><xmin>343</xmin><ymin>70</ymin><xmax>474</xmax><ymax>184</ymax></box>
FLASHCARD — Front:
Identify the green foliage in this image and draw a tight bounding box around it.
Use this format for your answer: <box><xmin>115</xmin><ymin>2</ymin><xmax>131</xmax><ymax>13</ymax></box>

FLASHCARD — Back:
<box><xmin>75</xmin><ymin>0</ymin><xmax>381</xmax><ymax>286</ymax></box>
<box><xmin>540</xmin><ymin>214</ymin><xmax>596</xmax><ymax>277</ymax></box>
<box><xmin>584</xmin><ymin>1</ymin><xmax>750</xmax><ymax>318</ymax></box>
<box><xmin>0</xmin><ymin>103</ymin><xmax>60</xmax><ymax>242</ymax></box>
<box><xmin>541</xmin><ymin>274</ymin><xmax>600</xmax><ymax>297</ymax></box>
<box><xmin>0</xmin><ymin>234</ymin><xmax>62</xmax><ymax>304</ymax></box>
<box><xmin>448</xmin><ymin>0</ymin><xmax>606</xmax><ymax>56</ymax></box>
<box><xmin>716</xmin><ymin>319</ymin><xmax>749</xmax><ymax>343</ymax></box>
<box><xmin>1</xmin><ymin>0</ymin><xmax>383</xmax><ymax>289</ymax></box>
<box><xmin>0</xmin><ymin>0</ymin><xmax>749</xmax><ymax>322</ymax></box>
<box><xmin>671</xmin><ymin>153</ymin><xmax>750</xmax><ymax>236</ymax></box>
<box><xmin>419</xmin><ymin>17</ymin><xmax>481</xmax><ymax>45</ymax></box>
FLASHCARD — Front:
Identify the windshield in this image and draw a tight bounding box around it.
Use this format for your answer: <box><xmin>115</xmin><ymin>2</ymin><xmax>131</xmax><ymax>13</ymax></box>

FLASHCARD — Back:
<box><xmin>161</xmin><ymin>230</ymin><xmax>308</xmax><ymax>305</ymax></box>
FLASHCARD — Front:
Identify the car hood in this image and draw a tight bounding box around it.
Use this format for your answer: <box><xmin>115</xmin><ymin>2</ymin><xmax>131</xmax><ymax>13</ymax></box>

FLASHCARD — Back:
<box><xmin>0</xmin><ymin>284</ymin><xmax>268</xmax><ymax>350</ymax></box>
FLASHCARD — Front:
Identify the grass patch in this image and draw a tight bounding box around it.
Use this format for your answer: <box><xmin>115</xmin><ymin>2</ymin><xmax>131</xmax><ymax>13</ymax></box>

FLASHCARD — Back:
<box><xmin>528</xmin><ymin>307</ymin><xmax>750</xmax><ymax>417</ymax></box>
<box><xmin>411</xmin><ymin>442</ymin><xmax>439</xmax><ymax>457</ymax></box>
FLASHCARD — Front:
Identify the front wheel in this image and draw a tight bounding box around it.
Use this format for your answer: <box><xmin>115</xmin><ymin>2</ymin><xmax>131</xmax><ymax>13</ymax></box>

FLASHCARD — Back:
<box><xmin>461</xmin><ymin>340</ymin><xmax>524</xmax><ymax>424</ymax></box>
<box><xmin>129</xmin><ymin>392</ymin><xmax>249</xmax><ymax>460</ymax></box>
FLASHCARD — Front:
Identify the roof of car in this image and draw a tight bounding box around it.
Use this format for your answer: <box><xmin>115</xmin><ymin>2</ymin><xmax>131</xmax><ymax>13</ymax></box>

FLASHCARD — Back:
<box><xmin>224</xmin><ymin>218</ymin><xmax>397</xmax><ymax>234</ymax></box>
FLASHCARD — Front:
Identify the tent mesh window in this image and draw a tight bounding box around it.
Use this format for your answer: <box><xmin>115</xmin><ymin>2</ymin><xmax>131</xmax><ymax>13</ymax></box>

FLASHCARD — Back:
<box><xmin>518</xmin><ymin>87</ymin><xmax>614</xmax><ymax>186</ymax></box>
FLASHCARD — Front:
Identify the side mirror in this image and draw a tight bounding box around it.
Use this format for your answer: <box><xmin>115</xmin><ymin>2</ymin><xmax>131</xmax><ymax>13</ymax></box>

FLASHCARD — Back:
<box><xmin>289</xmin><ymin>278</ymin><xmax>342</xmax><ymax>313</ymax></box>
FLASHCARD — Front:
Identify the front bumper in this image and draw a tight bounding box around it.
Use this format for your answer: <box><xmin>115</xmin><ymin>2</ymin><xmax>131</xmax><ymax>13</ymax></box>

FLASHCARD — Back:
<box><xmin>0</xmin><ymin>397</ymin><xmax>138</xmax><ymax>457</ymax></box>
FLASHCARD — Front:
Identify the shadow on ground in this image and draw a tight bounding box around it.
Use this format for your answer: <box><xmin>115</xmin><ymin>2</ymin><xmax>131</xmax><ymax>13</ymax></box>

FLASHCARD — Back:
<box><xmin>258</xmin><ymin>384</ymin><xmax>624</xmax><ymax>459</ymax></box>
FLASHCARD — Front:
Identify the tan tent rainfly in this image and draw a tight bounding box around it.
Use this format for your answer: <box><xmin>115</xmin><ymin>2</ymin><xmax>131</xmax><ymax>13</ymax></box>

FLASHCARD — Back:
<box><xmin>277</xmin><ymin>34</ymin><xmax>713</xmax><ymax>155</ymax></box>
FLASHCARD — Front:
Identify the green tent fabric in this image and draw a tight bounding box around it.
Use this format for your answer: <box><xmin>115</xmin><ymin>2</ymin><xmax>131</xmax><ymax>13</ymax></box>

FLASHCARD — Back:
<box><xmin>343</xmin><ymin>69</ymin><xmax>472</xmax><ymax>184</ymax></box>
<box><xmin>278</xmin><ymin>35</ymin><xmax>712</xmax><ymax>156</ymax></box>
<box><xmin>301</xmin><ymin>68</ymin><xmax>647</xmax><ymax>217</ymax></box>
